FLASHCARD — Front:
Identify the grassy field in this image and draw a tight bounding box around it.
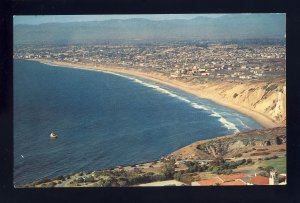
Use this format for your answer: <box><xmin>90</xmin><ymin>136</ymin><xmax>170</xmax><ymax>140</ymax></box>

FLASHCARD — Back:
<box><xmin>261</xmin><ymin>157</ymin><xmax>286</xmax><ymax>174</ymax></box>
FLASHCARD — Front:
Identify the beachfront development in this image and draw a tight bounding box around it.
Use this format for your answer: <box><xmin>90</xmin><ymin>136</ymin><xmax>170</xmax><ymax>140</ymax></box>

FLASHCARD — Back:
<box><xmin>14</xmin><ymin>42</ymin><xmax>285</xmax><ymax>83</ymax></box>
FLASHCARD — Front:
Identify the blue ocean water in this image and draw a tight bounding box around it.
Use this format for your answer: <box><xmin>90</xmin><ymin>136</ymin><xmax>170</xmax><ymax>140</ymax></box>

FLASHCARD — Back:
<box><xmin>13</xmin><ymin>59</ymin><xmax>261</xmax><ymax>185</ymax></box>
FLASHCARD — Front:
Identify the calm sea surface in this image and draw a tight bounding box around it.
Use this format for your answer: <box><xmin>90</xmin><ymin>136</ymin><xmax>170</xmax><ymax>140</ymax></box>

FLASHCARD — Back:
<box><xmin>13</xmin><ymin>59</ymin><xmax>261</xmax><ymax>185</ymax></box>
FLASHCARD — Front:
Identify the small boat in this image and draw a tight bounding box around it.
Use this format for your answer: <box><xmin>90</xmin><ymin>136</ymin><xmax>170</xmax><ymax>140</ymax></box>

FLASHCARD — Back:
<box><xmin>49</xmin><ymin>132</ymin><xmax>58</xmax><ymax>139</ymax></box>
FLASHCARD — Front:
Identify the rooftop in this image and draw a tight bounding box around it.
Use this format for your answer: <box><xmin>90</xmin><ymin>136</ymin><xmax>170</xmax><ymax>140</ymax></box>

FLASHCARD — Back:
<box><xmin>248</xmin><ymin>176</ymin><xmax>269</xmax><ymax>185</ymax></box>
<box><xmin>221</xmin><ymin>179</ymin><xmax>247</xmax><ymax>186</ymax></box>
<box><xmin>219</xmin><ymin>173</ymin><xmax>248</xmax><ymax>182</ymax></box>
<box><xmin>197</xmin><ymin>177</ymin><xmax>224</xmax><ymax>186</ymax></box>
<box><xmin>137</xmin><ymin>180</ymin><xmax>186</xmax><ymax>187</ymax></box>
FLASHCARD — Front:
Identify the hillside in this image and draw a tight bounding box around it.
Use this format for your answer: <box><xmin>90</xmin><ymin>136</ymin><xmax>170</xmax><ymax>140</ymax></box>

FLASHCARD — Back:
<box><xmin>167</xmin><ymin>127</ymin><xmax>286</xmax><ymax>161</ymax></box>
<box><xmin>21</xmin><ymin>127</ymin><xmax>286</xmax><ymax>187</ymax></box>
<box><xmin>14</xmin><ymin>14</ymin><xmax>285</xmax><ymax>45</ymax></box>
<box><xmin>194</xmin><ymin>80</ymin><xmax>286</xmax><ymax>126</ymax></box>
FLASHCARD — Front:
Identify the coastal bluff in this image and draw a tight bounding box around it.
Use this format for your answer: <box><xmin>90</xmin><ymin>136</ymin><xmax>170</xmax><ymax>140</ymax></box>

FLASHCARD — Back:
<box><xmin>166</xmin><ymin>127</ymin><xmax>286</xmax><ymax>161</ymax></box>
<box><xmin>193</xmin><ymin>80</ymin><xmax>286</xmax><ymax>127</ymax></box>
<box><xmin>33</xmin><ymin>59</ymin><xmax>286</xmax><ymax>128</ymax></box>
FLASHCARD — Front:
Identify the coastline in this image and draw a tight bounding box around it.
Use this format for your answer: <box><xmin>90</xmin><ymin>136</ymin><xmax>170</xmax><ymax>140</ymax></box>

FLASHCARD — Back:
<box><xmin>30</xmin><ymin>58</ymin><xmax>279</xmax><ymax>128</ymax></box>
<box><xmin>21</xmin><ymin>126</ymin><xmax>286</xmax><ymax>187</ymax></box>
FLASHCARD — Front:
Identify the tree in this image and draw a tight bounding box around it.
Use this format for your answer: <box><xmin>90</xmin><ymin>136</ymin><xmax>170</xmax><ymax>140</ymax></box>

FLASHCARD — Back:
<box><xmin>174</xmin><ymin>173</ymin><xmax>193</xmax><ymax>184</ymax></box>
<box><xmin>95</xmin><ymin>178</ymin><xmax>113</xmax><ymax>187</ymax></box>
<box><xmin>211</xmin><ymin>157</ymin><xmax>225</xmax><ymax>166</ymax></box>
<box><xmin>161</xmin><ymin>159</ymin><xmax>176</xmax><ymax>179</ymax></box>
<box><xmin>246</xmin><ymin>158</ymin><xmax>253</xmax><ymax>164</ymax></box>
<box><xmin>264</xmin><ymin>166</ymin><xmax>275</xmax><ymax>173</ymax></box>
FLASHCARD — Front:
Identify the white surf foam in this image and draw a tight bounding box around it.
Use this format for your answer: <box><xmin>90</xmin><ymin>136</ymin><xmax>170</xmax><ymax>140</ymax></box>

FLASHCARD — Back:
<box><xmin>39</xmin><ymin>62</ymin><xmax>242</xmax><ymax>134</ymax></box>
<box><xmin>236</xmin><ymin>118</ymin><xmax>251</xmax><ymax>129</ymax></box>
<box><xmin>94</xmin><ymin>70</ymin><xmax>241</xmax><ymax>134</ymax></box>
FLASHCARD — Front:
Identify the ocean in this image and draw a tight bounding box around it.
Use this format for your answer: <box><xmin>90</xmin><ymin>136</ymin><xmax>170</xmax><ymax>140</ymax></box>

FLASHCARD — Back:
<box><xmin>13</xmin><ymin>59</ymin><xmax>262</xmax><ymax>185</ymax></box>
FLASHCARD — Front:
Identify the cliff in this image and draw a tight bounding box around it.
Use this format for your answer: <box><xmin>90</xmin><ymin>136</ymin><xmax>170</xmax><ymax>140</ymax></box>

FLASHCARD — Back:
<box><xmin>32</xmin><ymin>59</ymin><xmax>286</xmax><ymax>128</ymax></box>
<box><xmin>195</xmin><ymin>80</ymin><xmax>286</xmax><ymax>127</ymax></box>
<box><xmin>167</xmin><ymin>127</ymin><xmax>286</xmax><ymax>161</ymax></box>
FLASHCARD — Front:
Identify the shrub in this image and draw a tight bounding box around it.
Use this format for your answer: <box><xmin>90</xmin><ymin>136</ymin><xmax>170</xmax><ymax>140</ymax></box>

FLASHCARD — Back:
<box><xmin>155</xmin><ymin>174</ymin><xmax>167</xmax><ymax>181</ymax></box>
<box><xmin>47</xmin><ymin>182</ymin><xmax>56</xmax><ymax>188</ymax></box>
<box><xmin>133</xmin><ymin>167</ymin><xmax>142</xmax><ymax>174</ymax></box>
<box><xmin>257</xmin><ymin>148</ymin><xmax>268</xmax><ymax>151</ymax></box>
<box><xmin>174</xmin><ymin>171</ymin><xmax>184</xmax><ymax>181</ymax></box>
<box><xmin>211</xmin><ymin>166</ymin><xmax>222</xmax><ymax>174</ymax></box>
<box><xmin>264</xmin><ymin>166</ymin><xmax>275</xmax><ymax>173</ymax></box>
<box><xmin>177</xmin><ymin>174</ymin><xmax>193</xmax><ymax>184</ymax></box>
<box><xmin>208</xmin><ymin>165</ymin><xmax>215</xmax><ymax>171</ymax></box>
<box><xmin>235</xmin><ymin>153</ymin><xmax>242</xmax><ymax>158</ymax></box>
<box><xmin>118</xmin><ymin>180</ymin><xmax>128</xmax><ymax>187</ymax></box>
<box><xmin>257</xmin><ymin>166</ymin><xmax>274</xmax><ymax>174</ymax></box>
<box><xmin>216</xmin><ymin>169</ymin><xmax>233</xmax><ymax>175</ymax></box>
<box><xmin>122</xmin><ymin>172</ymin><xmax>168</xmax><ymax>186</ymax></box>
<box><xmin>76</xmin><ymin>177</ymin><xmax>84</xmax><ymax>183</ymax></box>
<box><xmin>161</xmin><ymin>159</ymin><xmax>176</xmax><ymax>179</ymax></box>
<box><xmin>34</xmin><ymin>178</ymin><xmax>51</xmax><ymax>185</ymax></box>
<box><xmin>84</xmin><ymin>176</ymin><xmax>96</xmax><ymax>182</ymax></box>
<box><xmin>257</xmin><ymin>166</ymin><xmax>264</xmax><ymax>170</ymax></box>
<box><xmin>250</xmin><ymin>152</ymin><xmax>270</xmax><ymax>156</ymax></box>
<box><xmin>258</xmin><ymin>171</ymin><xmax>269</xmax><ymax>177</ymax></box>
<box><xmin>95</xmin><ymin>178</ymin><xmax>113</xmax><ymax>187</ymax></box>
<box><xmin>187</xmin><ymin>164</ymin><xmax>201</xmax><ymax>173</ymax></box>
<box><xmin>246</xmin><ymin>158</ymin><xmax>253</xmax><ymax>164</ymax></box>
<box><xmin>210</xmin><ymin>157</ymin><xmax>225</xmax><ymax>167</ymax></box>
<box><xmin>57</xmin><ymin>176</ymin><xmax>65</xmax><ymax>181</ymax></box>
<box><xmin>223</xmin><ymin>159</ymin><xmax>246</xmax><ymax>170</ymax></box>
<box><xmin>237</xmin><ymin>159</ymin><xmax>246</xmax><ymax>165</ymax></box>
<box><xmin>270</xmin><ymin>155</ymin><xmax>278</xmax><ymax>159</ymax></box>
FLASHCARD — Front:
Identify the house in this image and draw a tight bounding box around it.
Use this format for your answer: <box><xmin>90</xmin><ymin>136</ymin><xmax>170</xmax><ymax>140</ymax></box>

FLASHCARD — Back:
<box><xmin>220</xmin><ymin>179</ymin><xmax>247</xmax><ymax>186</ymax></box>
<box><xmin>191</xmin><ymin>171</ymin><xmax>285</xmax><ymax>186</ymax></box>
<box><xmin>248</xmin><ymin>175</ymin><xmax>269</xmax><ymax>185</ymax></box>
<box><xmin>219</xmin><ymin>173</ymin><xmax>248</xmax><ymax>182</ymax></box>
<box><xmin>138</xmin><ymin>180</ymin><xmax>187</xmax><ymax>187</ymax></box>
<box><xmin>191</xmin><ymin>177</ymin><xmax>223</xmax><ymax>186</ymax></box>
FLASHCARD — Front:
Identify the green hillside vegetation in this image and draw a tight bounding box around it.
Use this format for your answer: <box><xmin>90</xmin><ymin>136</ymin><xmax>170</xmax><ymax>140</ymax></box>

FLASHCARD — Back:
<box><xmin>261</xmin><ymin>156</ymin><xmax>286</xmax><ymax>174</ymax></box>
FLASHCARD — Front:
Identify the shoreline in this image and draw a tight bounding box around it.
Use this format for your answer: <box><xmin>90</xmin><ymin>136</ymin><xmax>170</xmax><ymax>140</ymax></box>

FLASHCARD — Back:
<box><xmin>21</xmin><ymin>126</ymin><xmax>286</xmax><ymax>187</ymax></box>
<box><xmin>29</xmin><ymin>58</ymin><xmax>279</xmax><ymax>128</ymax></box>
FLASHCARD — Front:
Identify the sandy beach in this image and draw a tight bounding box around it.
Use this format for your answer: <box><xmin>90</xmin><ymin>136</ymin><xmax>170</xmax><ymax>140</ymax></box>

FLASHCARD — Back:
<box><xmin>32</xmin><ymin>59</ymin><xmax>280</xmax><ymax>128</ymax></box>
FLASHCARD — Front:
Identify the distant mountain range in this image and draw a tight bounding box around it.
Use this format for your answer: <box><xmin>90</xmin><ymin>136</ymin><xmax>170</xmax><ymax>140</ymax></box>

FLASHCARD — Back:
<box><xmin>14</xmin><ymin>14</ymin><xmax>285</xmax><ymax>45</ymax></box>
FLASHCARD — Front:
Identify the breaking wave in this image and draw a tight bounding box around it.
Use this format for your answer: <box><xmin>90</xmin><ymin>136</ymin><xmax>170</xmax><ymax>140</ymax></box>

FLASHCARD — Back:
<box><xmin>236</xmin><ymin>118</ymin><xmax>251</xmax><ymax>129</ymax></box>
<box><xmin>103</xmin><ymin>71</ymin><xmax>240</xmax><ymax>134</ymax></box>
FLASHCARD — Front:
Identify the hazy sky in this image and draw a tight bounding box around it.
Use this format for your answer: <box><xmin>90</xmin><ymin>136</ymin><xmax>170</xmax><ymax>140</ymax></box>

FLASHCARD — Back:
<box><xmin>14</xmin><ymin>14</ymin><xmax>227</xmax><ymax>25</ymax></box>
